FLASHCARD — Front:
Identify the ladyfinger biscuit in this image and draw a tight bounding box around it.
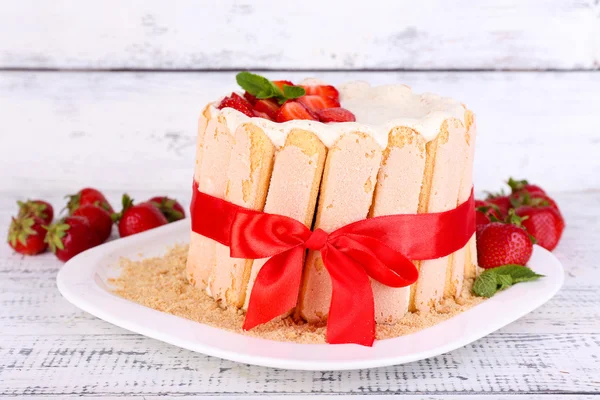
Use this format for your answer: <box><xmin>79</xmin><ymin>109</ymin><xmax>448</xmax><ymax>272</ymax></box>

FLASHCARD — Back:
<box><xmin>369</xmin><ymin>127</ymin><xmax>426</xmax><ymax>323</ymax></box>
<box><xmin>445</xmin><ymin>109</ymin><xmax>478</xmax><ymax>298</ymax></box>
<box><xmin>210</xmin><ymin>123</ymin><xmax>275</xmax><ymax>308</ymax></box>
<box><xmin>411</xmin><ymin>118</ymin><xmax>469</xmax><ymax>312</ymax></box>
<box><xmin>462</xmin><ymin>110</ymin><xmax>482</xmax><ymax>283</ymax></box>
<box><xmin>243</xmin><ymin>129</ymin><xmax>327</xmax><ymax>311</ymax></box>
<box><xmin>298</xmin><ymin>132</ymin><xmax>382</xmax><ymax>323</ymax></box>
<box><xmin>186</xmin><ymin>112</ymin><xmax>234</xmax><ymax>291</ymax></box>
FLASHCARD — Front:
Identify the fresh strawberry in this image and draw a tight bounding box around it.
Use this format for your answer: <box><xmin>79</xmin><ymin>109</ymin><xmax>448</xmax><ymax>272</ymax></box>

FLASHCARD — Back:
<box><xmin>253</xmin><ymin>99</ymin><xmax>280</xmax><ymax>120</ymax></box>
<box><xmin>7</xmin><ymin>216</ymin><xmax>48</xmax><ymax>255</ymax></box>
<box><xmin>301</xmin><ymin>85</ymin><xmax>340</xmax><ymax>102</ymax></box>
<box><xmin>515</xmin><ymin>205</ymin><xmax>564</xmax><ymax>251</ymax></box>
<box><xmin>72</xmin><ymin>204</ymin><xmax>113</xmax><ymax>244</ymax></box>
<box><xmin>148</xmin><ymin>196</ymin><xmax>186</xmax><ymax>223</ymax></box>
<box><xmin>297</xmin><ymin>95</ymin><xmax>340</xmax><ymax>113</ymax></box>
<box><xmin>272</xmin><ymin>80</ymin><xmax>294</xmax><ymax>91</ymax></box>
<box><xmin>115</xmin><ymin>195</ymin><xmax>168</xmax><ymax>237</ymax></box>
<box><xmin>17</xmin><ymin>200</ymin><xmax>54</xmax><ymax>224</ymax></box>
<box><xmin>243</xmin><ymin>91</ymin><xmax>258</xmax><ymax>105</ymax></box>
<box><xmin>507</xmin><ymin>177</ymin><xmax>546</xmax><ymax>197</ymax></box>
<box><xmin>474</xmin><ymin>199</ymin><xmax>501</xmax><ymax>226</ymax></box>
<box><xmin>218</xmin><ymin>92</ymin><xmax>254</xmax><ymax>117</ymax></box>
<box><xmin>511</xmin><ymin>192</ymin><xmax>560</xmax><ymax>214</ymax></box>
<box><xmin>477</xmin><ymin>222</ymin><xmax>533</xmax><ymax>269</ymax></box>
<box><xmin>275</xmin><ymin>101</ymin><xmax>317</xmax><ymax>122</ymax></box>
<box><xmin>486</xmin><ymin>194</ymin><xmax>512</xmax><ymax>217</ymax></box>
<box><xmin>252</xmin><ymin>110</ymin><xmax>273</xmax><ymax>120</ymax></box>
<box><xmin>316</xmin><ymin>107</ymin><xmax>356</xmax><ymax>123</ymax></box>
<box><xmin>45</xmin><ymin>216</ymin><xmax>98</xmax><ymax>262</ymax></box>
<box><xmin>67</xmin><ymin>188</ymin><xmax>114</xmax><ymax>214</ymax></box>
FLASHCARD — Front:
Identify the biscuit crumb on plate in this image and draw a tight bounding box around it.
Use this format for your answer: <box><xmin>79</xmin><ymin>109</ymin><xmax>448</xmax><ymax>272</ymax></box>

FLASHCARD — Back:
<box><xmin>110</xmin><ymin>245</ymin><xmax>484</xmax><ymax>344</ymax></box>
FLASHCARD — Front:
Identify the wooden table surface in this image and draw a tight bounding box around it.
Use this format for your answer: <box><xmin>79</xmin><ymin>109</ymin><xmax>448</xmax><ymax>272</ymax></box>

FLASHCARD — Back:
<box><xmin>1</xmin><ymin>1</ymin><xmax>599</xmax><ymax>398</ymax></box>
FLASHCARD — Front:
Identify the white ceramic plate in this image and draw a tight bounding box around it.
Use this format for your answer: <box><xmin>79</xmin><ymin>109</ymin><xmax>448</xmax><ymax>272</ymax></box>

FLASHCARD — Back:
<box><xmin>57</xmin><ymin>219</ymin><xmax>564</xmax><ymax>371</ymax></box>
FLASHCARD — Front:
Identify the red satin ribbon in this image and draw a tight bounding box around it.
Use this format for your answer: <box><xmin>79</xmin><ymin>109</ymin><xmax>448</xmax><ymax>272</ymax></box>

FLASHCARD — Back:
<box><xmin>191</xmin><ymin>181</ymin><xmax>475</xmax><ymax>346</ymax></box>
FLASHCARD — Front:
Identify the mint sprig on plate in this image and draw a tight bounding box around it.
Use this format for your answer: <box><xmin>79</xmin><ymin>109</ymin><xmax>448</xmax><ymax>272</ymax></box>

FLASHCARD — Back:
<box><xmin>473</xmin><ymin>265</ymin><xmax>544</xmax><ymax>298</ymax></box>
<box><xmin>236</xmin><ymin>71</ymin><xmax>305</xmax><ymax>105</ymax></box>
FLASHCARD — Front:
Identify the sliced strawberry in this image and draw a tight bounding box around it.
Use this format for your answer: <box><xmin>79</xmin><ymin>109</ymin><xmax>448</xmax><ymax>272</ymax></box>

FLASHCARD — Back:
<box><xmin>302</xmin><ymin>85</ymin><xmax>340</xmax><ymax>102</ymax></box>
<box><xmin>254</xmin><ymin>99</ymin><xmax>280</xmax><ymax>120</ymax></box>
<box><xmin>252</xmin><ymin>110</ymin><xmax>273</xmax><ymax>120</ymax></box>
<box><xmin>273</xmin><ymin>80</ymin><xmax>294</xmax><ymax>91</ymax></box>
<box><xmin>275</xmin><ymin>101</ymin><xmax>317</xmax><ymax>122</ymax></box>
<box><xmin>316</xmin><ymin>107</ymin><xmax>356</xmax><ymax>123</ymax></box>
<box><xmin>243</xmin><ymin>91</ymin><xmax>258</xmax><ymax>105</ymax></box>
<box><xmin>218</xmin><ymin>92</ymin><xmax>254</xmax><ymax>117</ymax></box>
<box><xmin>297</xmin><ymin>95</ymin><xmax>340</xmax><ymax>113</ymax></box>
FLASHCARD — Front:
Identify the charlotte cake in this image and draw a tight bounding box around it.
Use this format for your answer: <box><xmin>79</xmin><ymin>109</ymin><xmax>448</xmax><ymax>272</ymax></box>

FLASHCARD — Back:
<box><xmin>187</xmin><ymin>75</ymin><xmax>478</xmax><ymax>328</ymax></box>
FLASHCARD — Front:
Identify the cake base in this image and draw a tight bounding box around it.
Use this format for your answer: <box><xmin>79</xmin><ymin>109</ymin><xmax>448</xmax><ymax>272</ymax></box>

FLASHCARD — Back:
<box><xmin>111</xmin><ymin>245</ymin><xmax>484</xmax><ymax>344</ymax></box>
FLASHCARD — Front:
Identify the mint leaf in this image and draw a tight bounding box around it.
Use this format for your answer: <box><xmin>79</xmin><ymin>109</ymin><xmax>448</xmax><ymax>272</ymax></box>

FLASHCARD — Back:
<box><xmin>282</xmin><ymin>84</ymin><xmax>305</xmax><ymax>100</ymax></box>
<box><xmin>473</xmin><ymin>271</ymin><xmax>498</xmax><ymax>298</ymax></box>
<box><xmin>473</xmin><ymin>264</ymin><xmax>544</xmax><ymax>298</ymax></box>
<box><xmin>235</xmin><ymin>72</ymin><xmax>306</xmax><ymax>104</ymax></box>
<box><xmin>497</xmin><ymin>274</ymin><xmax>513</xmax><ymax>290</ymax></box>
<box><xmin>236</xmin><ymin>71</ymin><xmax>278</xmax><ymax>99</ymax></box>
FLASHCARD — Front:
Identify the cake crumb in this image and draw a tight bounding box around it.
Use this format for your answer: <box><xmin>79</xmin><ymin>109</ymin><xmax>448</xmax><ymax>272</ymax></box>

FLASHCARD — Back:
<box><xmin>110</xmin><ymin>245</ymin><xmax>484</xmax><ymax>344</ymax></box>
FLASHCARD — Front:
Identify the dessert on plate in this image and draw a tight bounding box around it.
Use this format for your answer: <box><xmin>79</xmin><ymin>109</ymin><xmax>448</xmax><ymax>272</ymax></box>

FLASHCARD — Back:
<box><xmin>186</xmin><ymin>72</ymin><xmax>478</xmax><ymax>344</ymax></box>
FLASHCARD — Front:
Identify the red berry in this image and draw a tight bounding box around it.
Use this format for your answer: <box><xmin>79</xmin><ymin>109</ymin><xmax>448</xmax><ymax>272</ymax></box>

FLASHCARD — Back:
<box><xmin>17</xmin><ymin>200</ymin><xmax>54</xmax><ymax>225</ymax></box>
<box><xmin>297</xmin><ymin>95</ymin><xmax>340</xmax><ymax>113</ymax></box>
<box><xmin>272</xmin><ymin>80</ymin><xmax>294</xmax><ymax>91</ymax></box>
<box><xmin>507</xmin><ymin>178</ymin><xmax>546</xmax><ymax>197</ymax></box>
<box><xmin>67</xmin><ymin>188</ymin><xmax>114</xmax><ymax>214</ymax></box>
<box><xmin>243</xmin><ymin>92</ymin><xmax>258</xmax><ymax>105</ymax></box>
<box><xmin>116</xmin><ymin>195</ymin><xmax>168</xmax><ymax>237</ymax></box>
<box><xmin>253</xmin><ymin>99</ymin><xmax>280</xmax><ymax>120</ymax></box>
<box><xmin>252</xmin><ymin>110</ymin><xmax>273</xmax><ymax>120</ymax></box>
<box><xmin>7</xmin><ymin>216</ymin><xmax>48</xmax><ymax>255</ymax></box>
<box><xmin>45</xmin><ymin>216</ymin><xmax>99</xmax><ymax>262</ymax></box>
<box><xmin>218</xmin><ymin>92</ymin><xmax>254</xmax><ymax>117</ymax></box>
<box><xmin>72</xmin><ymin>204</ymin><xmax>113</xmax><ymax>244</ymax></box>
<box><xmin>148</xmin><ymin>196</ymin><xmax>186</xmax><ymax>223</ymax></box>
<box><xmin>515</xmin><ymin>205</ymin><xmax>564</xmax><ymax>251</ymax></box>
<box><xmin>301</xmin><ymin>85</ymin><xmax>340</xmax><ymax>102</ymax></box>
<box><xmin>486</xmin><ymin>195</ymin><xmax>512</xmax><ymax>217</ymax></box>
<box><xmin>316</xmin><ymin>107</ymin><xmax>356</xmax><ymax>123</ymax></box>
<box><xmin>275</xmin><ymin>101</ymin><xmax>317</xmax><ymax>122</ymax></box>
<box><xmin>477</xmin><ymin>222</ymin><xmax>533</xmax><ymax>269</ymax></box>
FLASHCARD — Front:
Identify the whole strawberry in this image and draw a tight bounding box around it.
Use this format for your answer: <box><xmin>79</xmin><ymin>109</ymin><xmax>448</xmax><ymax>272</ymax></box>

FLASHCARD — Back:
<box><xmin>477</xmin><ymin>222</ymin><xmax>533</xmax><ymax>269</ymax></box>
<box><xmin>17</xmin><ymin>200</ymin><xmax>54</xmax><ymax>225</ymax></box>
<box><xmin>45</xmin><ymin>216</ymin><xmax>98</xmax><ymax>262</ymax></box>
<box><xmin>66</xmin><ymin>188</ymin><xmax>114</xmax><ymax>214</ymax></box>
<box><xmin>72</xmin><ymin>204</ymin><xmax>113</xmax><ymax>244</ymax></box>
<box><xmin>7</xmin><ymin>216</ymin><xmax>48</xmax><ymax>255</ymax></box>
<box><xmin>148</xmin><ymin>196</ymin><xmax>186</xmax><ymax>223</ymax></box>
<box><xmin>515</xmin><ymin>205</ymin><xmax>564</xmax><ymax>251</ymax></box>
<box><xmin>507</xmin><ymin>177</ymin><xmax>546</xmax><ymax>197</ymax></box>
<box><xmin>116</xmin><ymin>195</ymin><xmax>168</xmax><ymax>237</ymax></box>
<box><xmin>485</xmin><ymin>193</ymin><xmax>511</xmax><ymax>217</ymax></box>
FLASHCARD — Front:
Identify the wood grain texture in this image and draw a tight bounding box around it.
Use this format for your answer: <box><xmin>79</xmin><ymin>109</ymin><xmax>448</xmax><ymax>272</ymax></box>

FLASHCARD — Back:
<box><xmin>1</xmin><ymin>71</ymin><xmax>599</xmax><ymax>194</ymax></box>
<box><xmin>0</xmin><ymin>190</ymin><xmax>598</xmax><ymax>397</ymax></box>
<box><xmin>0</xmin><ymin>0</ymin><xmax>599</xmax><ymax>70</ymax></box>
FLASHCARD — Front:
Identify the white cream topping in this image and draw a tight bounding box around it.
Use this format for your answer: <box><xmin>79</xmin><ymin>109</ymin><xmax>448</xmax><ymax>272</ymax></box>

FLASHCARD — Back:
<box><xmin>209</xmin><ymin>80</ymin><xmax>467</xmax><ymax>148</ymax></box>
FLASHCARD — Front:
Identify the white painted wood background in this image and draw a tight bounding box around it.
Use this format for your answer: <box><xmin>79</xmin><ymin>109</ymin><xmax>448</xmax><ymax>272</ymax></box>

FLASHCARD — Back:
<box><xmin>1</xmin><ymin>1</ymin><xmax>599</xmax><ymax>398</ymax></box>
<box><xmin>0</xmin><ymin>0</ymin><xmax>599</xmax><ymax>70</ymax></box>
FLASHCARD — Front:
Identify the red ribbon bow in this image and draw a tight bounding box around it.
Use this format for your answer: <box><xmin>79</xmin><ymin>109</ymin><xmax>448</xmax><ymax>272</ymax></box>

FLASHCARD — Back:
<box><xmin>191</xmin><ymin>181</ymin><xmax>475</xmax><ymax>346</ymax></box>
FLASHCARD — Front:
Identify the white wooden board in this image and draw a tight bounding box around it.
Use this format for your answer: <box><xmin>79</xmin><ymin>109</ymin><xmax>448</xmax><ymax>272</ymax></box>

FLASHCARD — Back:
<box><xmin>1</xmin><ymin>71</ymin><xmax>599</xmax><ymax>194</ymax></box>
<box><xmin>0</xmin><ymin>188</ymin><xmax>599</xmax><ymax>397</ymax></box>
<box><xmin>0</xmin><ymin>0</ymin><xmax>599</xmax><ymax>70</ymax></box>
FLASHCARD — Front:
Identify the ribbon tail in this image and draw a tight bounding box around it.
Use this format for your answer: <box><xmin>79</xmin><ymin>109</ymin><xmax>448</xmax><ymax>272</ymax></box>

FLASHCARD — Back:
<box><xmin>243</xmin><ymin>247</ymin><xmax>305</xmax><ymax>331</ymax></box>
<box><xmin>322</xmin><ymin>246</ymin><xmax>375</xmax><ymax>346</ymax></box>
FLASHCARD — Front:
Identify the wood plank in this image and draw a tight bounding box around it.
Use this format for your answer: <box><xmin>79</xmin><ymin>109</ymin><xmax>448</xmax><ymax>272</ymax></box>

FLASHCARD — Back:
<box><xmin>1</xmin><ymin>71</ymin><xmax>599</xmax><ymax>193</ymax></box>
<box><xmin>0</xmin><ymin>0</ymin><xmax>598</xmax><ymax>70</ymax></box>
<box><xmin>0</xmin><ymin>191</ymin><xmax>598</xmax><ymax>396</ymax></box>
